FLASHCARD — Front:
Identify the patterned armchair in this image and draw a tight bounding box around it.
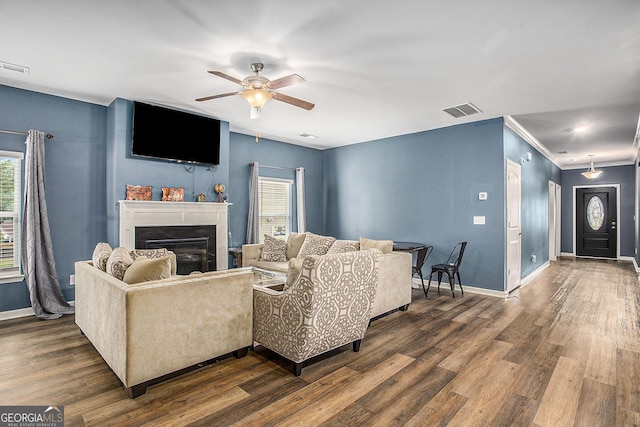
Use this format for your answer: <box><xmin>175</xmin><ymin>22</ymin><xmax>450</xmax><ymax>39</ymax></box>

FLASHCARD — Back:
<box><xmin>253</xmin><ymin>249</ymin><xmax>380</xmax><ymax>376</ymax></box>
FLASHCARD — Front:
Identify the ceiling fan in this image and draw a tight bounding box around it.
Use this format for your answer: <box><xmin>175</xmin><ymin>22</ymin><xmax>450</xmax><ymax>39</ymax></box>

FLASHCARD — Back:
<box><xmin>196</xmin><ymin>63</ymin><xmax>315</xmax><ymax>114</ymax></box>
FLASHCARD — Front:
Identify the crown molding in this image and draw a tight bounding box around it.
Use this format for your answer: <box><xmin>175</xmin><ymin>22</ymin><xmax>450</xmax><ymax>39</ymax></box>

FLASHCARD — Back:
<box><xmin>504</xmin><ymin>115</ymin><xmax>561</xmax><ymax>168</ymax></box>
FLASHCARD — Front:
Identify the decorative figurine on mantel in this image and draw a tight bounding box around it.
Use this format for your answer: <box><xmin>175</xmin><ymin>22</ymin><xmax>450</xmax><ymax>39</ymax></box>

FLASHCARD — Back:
<box><xmin>214</xmin><ymin>183</ymin><xmax>226</xmax><ymax>203</ymax></box>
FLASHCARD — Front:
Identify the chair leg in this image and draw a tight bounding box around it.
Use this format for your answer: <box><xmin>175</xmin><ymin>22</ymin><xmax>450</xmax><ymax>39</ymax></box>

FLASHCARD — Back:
<box><xmin>448</xmin><ymin>272</ymin><xmax>455</xmax><ymax>297</ymax></box>
<box><xmin>418</xmin><ymin>270</ymin><xmax>424</xmax><ymax>289</ymax></box>
<box><xmin>424</xmin><ymin>271</ymin><xmax>433</xmax><ymax>298</ymax></box>
<box><xmin>437</xmin><ymin>271</ymin><xmax>443</xmax><ymax>293</ymax></box>
<box><xmin>293</xmin><ymin>362</ymin><xmax>303</xmax><ymax>376</ymax></box>
<box><xmin>353</xmin><ymin>339</ymin><xmax>362</xmax><ymax>352</ymax></box>
<box><xmin>457</xmin><ymin>271</ymin><xmax>463</xmax><ymax>295</ymax></box>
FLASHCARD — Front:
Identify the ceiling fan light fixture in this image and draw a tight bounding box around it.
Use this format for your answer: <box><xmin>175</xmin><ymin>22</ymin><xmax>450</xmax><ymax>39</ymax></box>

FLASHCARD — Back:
<box><xmin>241</xmin><ymin>89</ymin><xmax>273</xmax><ymax>109</ymax></box>
<box><xmin>581</xmin><ymin>155</ymin><xmax>602</xmax><ymax>179</ymax></box>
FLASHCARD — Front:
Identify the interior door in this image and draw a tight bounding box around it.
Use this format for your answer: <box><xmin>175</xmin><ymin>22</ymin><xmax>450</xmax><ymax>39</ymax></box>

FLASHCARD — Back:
<box><xmin>506</xmin><ymin>161</ymin><xmax>522</xmax><ymax>293</ymax></box>
<box><xmin>576</xmin><ymin>187</ymin><xmax>617</xmax><ymax>258</ymax></box>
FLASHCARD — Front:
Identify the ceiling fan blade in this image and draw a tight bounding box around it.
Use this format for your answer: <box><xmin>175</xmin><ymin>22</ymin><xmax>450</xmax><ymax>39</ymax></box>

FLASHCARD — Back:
<box><xmin>208</xmin><ymin>70</ymin><xmax>243</xmax><ymax>85</ymax></box>
<box><xmin>195</xmin><ymin>92</ymin><xmax>239</xmax><ymax>102</ymax></box>
<box><xmin>267</xmin><ymin>74</ymin><xmax>305</xmax><ymax>90</ymax></box>
<box><xmin>272</xmin><ymin>92</ymin><xmax>315</xmax><ymax>110</ymax></box>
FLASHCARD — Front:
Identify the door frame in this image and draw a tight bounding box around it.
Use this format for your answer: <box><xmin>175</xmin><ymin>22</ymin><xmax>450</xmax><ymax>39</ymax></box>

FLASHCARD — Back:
<box><xmin>548</xmin><ymin>181</ymin><xmax>561</xmax><ymax>261</ymax></box>
<box><xmin>572</xmin><ymin>184</ymin><xmax>620</xmax><ymax>259</ymax></box>
<box><xmin>505</xmin><ymin>160</ymin><xmax>522</xmax><ymax>293</ymax></box>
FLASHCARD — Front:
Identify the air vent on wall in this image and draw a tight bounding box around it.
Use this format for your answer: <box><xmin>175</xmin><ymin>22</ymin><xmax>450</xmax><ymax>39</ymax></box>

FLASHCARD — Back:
<box><xmin>442</xmin><ymin>102</ymin><xmax>482</xmax><ymax>118</ymax></box>
<box><xmin>1</xmin><ymin>61</ymin><xmax>29</xmax><ymax>75</ymax></box>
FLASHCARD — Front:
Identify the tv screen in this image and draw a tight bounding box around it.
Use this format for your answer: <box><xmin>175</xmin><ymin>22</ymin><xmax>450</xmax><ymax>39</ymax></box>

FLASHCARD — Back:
<box><xmin>132</xmin><ymin>101</ymin><xmax>221</xmax><ymax>165</ymax></box>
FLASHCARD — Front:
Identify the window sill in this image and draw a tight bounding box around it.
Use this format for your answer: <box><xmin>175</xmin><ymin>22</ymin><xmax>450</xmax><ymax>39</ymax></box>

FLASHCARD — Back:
<box><xmin>0</xmin><ymin>274</ymin><xmax>25</xmax><ymax>284</ymax></box>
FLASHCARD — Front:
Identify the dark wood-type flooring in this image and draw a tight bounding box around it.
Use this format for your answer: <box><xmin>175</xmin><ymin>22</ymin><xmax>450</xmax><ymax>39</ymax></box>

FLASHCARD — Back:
<box><xmin>1</xmin><ymin>257</ymin><xmax>639</xmax><ymax>426</ymax></box>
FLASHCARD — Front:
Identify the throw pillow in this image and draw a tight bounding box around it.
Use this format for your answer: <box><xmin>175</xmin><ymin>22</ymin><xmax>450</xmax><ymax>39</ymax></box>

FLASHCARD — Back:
<box><xmin>130</xmin><ymin>248</ymin><xmax>176</xmax><ymax>275</ymax></box>
<box><xmin>327</xmin><ymin>239</ymin><xmax>360</xmax><ymax>254</ymax></box>
<box><xmin>92</xmin><ymin>242</ymin><xmax>112</xmax><ymax>271</ymax></box>
<box><xmin>106</xmin><ymin>247</ymin><xmax>134</xmax><ymax>281</ymax></box>
<box><xmin>284</xmin><ymin>258</ymin><xmax>305</xmax><ymax>291</ymax></box>
<box><xmin>296</xmin><ymin>232</ymin><xmax>336</xmax><ymax>258</ymax></box>
<box><xmin>286</xmin><ymin>232</ymin><xmax>307</xmax><ymax>260</ymax></box>
<box><xmin>260</xmin><ymin>235</ymin><xmax>287</xmax><ymax>262</ymax></box>
<box><xmin>360</xmin><ymin>236</ymin><xmax>393</xmax><ymax>254</ymax></box>
<box><xmin>123</xmin><ymin>256</ymin><xmax>172</xmax><ymax>284</ymax></box>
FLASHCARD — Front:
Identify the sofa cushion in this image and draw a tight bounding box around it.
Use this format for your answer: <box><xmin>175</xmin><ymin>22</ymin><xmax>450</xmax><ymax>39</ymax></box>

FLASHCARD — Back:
<box><xmin>106</xmin><ymin>247</ymin><xmax>134</xmax><ymax>281</ymax></box>
<box><xmin>284</xmin><ymin>258</ymin><xmax>305</xmax><ymax>291</ymax></box>
<box><xmin>251</xmin><ymin>261</ymin><xmax>289</xmax><ymax>274</ymax></box>
<box><xmin>260</xmin><ymin>235</ymin><xmax>287</xmax><ymax>262</ymax></box>
<box><xmin>296</xmin><ymin>233</ymin><xmax>336</xmax><ymax>258</ymax></box>
<box><xmin>327</xmin><ymin>239</ymin><xmax>360</xmax><ymax>254</ymax></box>
<box><xmin>92</xmin><ymin>242</ymin><xmax>112</xmax><ymax>271</ymax></box>
<box><xmin>123</xmin><ymin>256</ymin><xmax>172</xmax><ymax>284</ymax></box>
<box><xmin>286</xmin><ymin>232</ymin><xmax>307</xmax><ymax>260</ymax></box>
<box><xmin>130</xmin><ymin>248</ymin><xmax>177</xmax><ymax>276</ymax></box>
<box><xmin>360</xmin><ymin>236</ymin><xmax>393</xmax><ymax>254</ymax></box>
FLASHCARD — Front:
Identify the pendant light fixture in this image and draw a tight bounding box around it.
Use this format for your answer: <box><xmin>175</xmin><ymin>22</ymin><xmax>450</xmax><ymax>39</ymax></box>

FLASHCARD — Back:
<box><xmin>581</xmin><ymin>155</ymin><xmax>602</xmax><ymax>179</ymax></box>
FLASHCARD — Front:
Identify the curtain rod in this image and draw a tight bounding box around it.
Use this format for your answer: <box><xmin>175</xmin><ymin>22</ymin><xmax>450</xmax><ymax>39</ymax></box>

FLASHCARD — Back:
<box><xmin>249</xmin><ymin>162</ymin><xmax>297</xmax><ymax>172</ymax></box>
<box><xmin>0</xmin><ymin>129</ymin><xmax>54</xmax><ymax>140</ymax></box>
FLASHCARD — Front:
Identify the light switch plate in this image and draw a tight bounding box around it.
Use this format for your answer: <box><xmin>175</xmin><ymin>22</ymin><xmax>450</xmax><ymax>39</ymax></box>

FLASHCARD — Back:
<box><xmin>473</xmin><ymin>216</ymin><xmax>486</xmax><ymax>225</ymax></box>
<box><xmin>478</xmin><ymin>192</ymin><xmax>488</xmax><ymax>200</ymax></box>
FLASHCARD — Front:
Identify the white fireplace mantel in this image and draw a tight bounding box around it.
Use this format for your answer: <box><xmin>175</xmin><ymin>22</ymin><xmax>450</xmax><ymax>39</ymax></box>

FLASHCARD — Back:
<box><xmin>119</xmin><ymin>200</ymin><xmax>230</xmax><ymax>271</ymax></box>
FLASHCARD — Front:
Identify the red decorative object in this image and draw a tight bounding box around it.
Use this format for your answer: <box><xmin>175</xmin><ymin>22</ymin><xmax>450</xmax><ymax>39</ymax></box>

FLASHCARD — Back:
<box><xmin>126</xmin><ymin>185</ymin><xmax>152</xmax><ymax>201</ymax></box>
<box><xmin>161</xmin><ymin>187</ymin><xmax>184</xmax><ymax>202</ymax></box>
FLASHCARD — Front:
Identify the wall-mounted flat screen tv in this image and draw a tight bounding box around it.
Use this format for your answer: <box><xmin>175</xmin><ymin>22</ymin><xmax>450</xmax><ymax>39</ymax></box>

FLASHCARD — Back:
<box><xmin>132</xmin><ymin>101</ymin><xmax>221</xmax><ymax>166</ymax></box>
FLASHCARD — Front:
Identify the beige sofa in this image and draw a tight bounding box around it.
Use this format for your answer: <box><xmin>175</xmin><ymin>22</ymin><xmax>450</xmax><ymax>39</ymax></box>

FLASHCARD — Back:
<box><xmin>75</xmin><ymin>261</ymin><xmax>253</xmax><ymax>398</ymax></box>
<box><xmin>243</xmin><ymin>238</ymin><xmax>412</xmax><ymax>318</ymax></box>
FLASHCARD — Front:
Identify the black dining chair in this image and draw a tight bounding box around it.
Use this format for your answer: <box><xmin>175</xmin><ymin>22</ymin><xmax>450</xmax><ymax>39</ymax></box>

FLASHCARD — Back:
<box><xmin>424</xmin><ymin>242</ymin><xmax>467</xmax><ymax>298</ymax></box>
<box><xmin>412</xmin><ymin>245</ymin><xmax>433</xmax><ymax>289</ymax></box>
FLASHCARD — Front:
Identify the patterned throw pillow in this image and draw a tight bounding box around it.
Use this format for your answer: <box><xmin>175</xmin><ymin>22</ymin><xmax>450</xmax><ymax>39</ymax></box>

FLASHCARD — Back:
<box><xmin>296</xmin><ymin>233</ymin><xmax>336</xmax><ymax>258</ymax></box>
<box><xmin>161</xmin><ymin>187</ymin><xmax>184</xmax><ymax>202</ymax></box>
<box><xmin>360</xmin><ymin>236</ymin><xmax>393</xmax><ymax>254</ymax></box>
<box><xmin>327</xmin><ymin>239</ymin><xmax>360</xmax><ymax>254</ymax></box>
<box><xmin>260</xmin><ymin>235</ymin><xmax>287</xmax><ymax>262</ymax></box>
<box><xmin>106</xmin><ymin>247</ymin><xmax>134</xmax><ymax>281</ymax></box>
<box><xmin>92</xmin><ymin>242</ymin><xmax>112</xmax><ymax>271</ymax></box>
<box><xmin>123</xmin><ymin>256</ymin><xmax>172</xmax><ymax>284</ymax></box>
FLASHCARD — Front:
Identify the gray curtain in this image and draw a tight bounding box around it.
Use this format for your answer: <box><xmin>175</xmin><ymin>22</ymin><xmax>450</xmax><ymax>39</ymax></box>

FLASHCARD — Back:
<box><xmin>22</xmin><ymin>130</ymin><xmax>74</xmax><ymax>319</ymax></box>
<box><xmin>296</xmin><ymin>167</ymin><xmax>306</xmax><ymax>232</ymax></box>
<box><xmin>246</xmin><ymin>162</ymin><xmax>260</xmax><ymax>244</ymax></box>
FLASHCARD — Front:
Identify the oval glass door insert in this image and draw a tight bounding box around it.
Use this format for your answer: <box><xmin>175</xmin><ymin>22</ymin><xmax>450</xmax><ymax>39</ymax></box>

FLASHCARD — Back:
<box><xmin>587</xmin><ymin>195</ymin><xmax>605</xmax><ymax>231</ymax></box>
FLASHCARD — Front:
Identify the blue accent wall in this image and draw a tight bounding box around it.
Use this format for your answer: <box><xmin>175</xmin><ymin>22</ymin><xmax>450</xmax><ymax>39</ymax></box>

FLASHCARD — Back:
<box><xmin>323</xmin><ymin>118</ymin><xmax>506</xmax><ymax>291</ymax></box>
<box><xmin>105</xmin><ymin>98</ymin><xmax>230</xmax><ymax>247</ymax></box>
<box><xmin>503</xmin><ymin>127</ymin><xmax>562</xmax><ymax>277</ymax></box>
<box><xmin>228</xmin><ymin>132</ymin><xmax>324</xmax><ymax>248</ymax></box>
<box><xmin>561</xmin><ymin>165</ymin><xmax>636</xmax><ymax>257</ymax></box>
<box><xmin>0</xmin><ymin>85</ymin><xmax>107</xmax><ymax>311</ymax></box>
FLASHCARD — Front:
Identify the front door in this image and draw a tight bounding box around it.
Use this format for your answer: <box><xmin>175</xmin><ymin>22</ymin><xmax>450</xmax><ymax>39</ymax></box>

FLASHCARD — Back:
<box><xmin>576</xmin><ymin>187</ymin><xmax>617</xmax><ymax>258</ymax></box>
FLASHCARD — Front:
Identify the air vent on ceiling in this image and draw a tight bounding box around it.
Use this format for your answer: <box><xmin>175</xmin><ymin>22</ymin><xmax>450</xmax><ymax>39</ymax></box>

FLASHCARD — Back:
<box><xmin>557</xmin><ymin>150</ymin><xmax>568</xmax><ymax>154</ymax></box>
<box><xmin>442</xmin><ymin>102</ymin><xmax>482</xmax><ymax>118</ymax></box>
<box><xmin>1</xmin><ymin>61</ymin><xmax>29</xmax><ymax>75</ymax></box>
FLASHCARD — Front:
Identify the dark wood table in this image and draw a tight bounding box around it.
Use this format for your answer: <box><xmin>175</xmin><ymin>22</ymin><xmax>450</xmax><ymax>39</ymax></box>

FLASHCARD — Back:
<box><xmin>393</xmin><ymin>241</ymin><xmax>427</xmax><ymax>252</ymax></box>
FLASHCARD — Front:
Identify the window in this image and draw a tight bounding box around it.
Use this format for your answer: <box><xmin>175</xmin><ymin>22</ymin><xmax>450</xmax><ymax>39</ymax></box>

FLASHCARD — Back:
<box><xmin>0</xmin><ymin>151</ymin><xmax>23</xmax><ymax>280</ymax></box>
<box><xmin>258</xmin><ymin>177</ymin><xmax>291</xmax><ymax>242</ymax></box>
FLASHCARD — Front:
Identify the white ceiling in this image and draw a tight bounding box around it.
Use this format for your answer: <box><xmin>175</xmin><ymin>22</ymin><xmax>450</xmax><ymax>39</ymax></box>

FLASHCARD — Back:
<box><xmin>1</xmin><ymin>1</ymin><xmax>639</xmax><ymax>169</ymax></box>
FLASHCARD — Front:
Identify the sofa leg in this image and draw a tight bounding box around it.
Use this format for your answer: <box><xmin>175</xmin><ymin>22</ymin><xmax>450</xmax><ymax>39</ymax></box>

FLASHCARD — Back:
<box><xmin>399</xmin><ymin>304</ymin><xmax>410</xmax><ymax>312</ymax></box>
<box><xmin>233</xmin><ymin>347</ymin><xmax>249</xmax><ymax>359</ymax></box>
<box><xmin>125</xmin><ymin>384</ymin><xmax>147</xmax><ymax>399</ymax></box>
<box><xmin>353</xmin><ymin>339</ymin><xmax>362</xmax><ymax>352</ymax></box>
<box><xmin>293</xmin><ymin>362</ymin><xmax>303</xmax><ymax>376</ymax></box>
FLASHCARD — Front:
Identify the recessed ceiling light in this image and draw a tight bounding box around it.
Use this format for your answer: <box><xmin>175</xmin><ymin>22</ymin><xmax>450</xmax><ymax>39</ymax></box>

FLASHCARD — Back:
<box><xmin>563</xmin><ymin>125</ymin><xmax>589</xmax><ymax>133</ymax></box>
<box><xmin>299</xmin><ymin>133</ymin><xmax>318</xmax><ymax>139</ymax></box>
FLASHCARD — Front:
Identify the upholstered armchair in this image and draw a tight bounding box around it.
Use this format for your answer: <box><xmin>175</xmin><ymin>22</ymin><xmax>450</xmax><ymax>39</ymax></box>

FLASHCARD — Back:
<box><xmin>253</xmin><ymin>249</ymin><xmax>380</xmax><ymax>376</ymax></box>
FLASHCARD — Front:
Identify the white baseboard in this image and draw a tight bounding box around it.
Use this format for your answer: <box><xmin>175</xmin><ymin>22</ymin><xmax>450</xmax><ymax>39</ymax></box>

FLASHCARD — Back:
<box><xmin>0</xmin><ymin>301</ymin><xmax>75</xmax><ymax>322</ymax></box>
<box><xmin>413</xmin><ymin>277</ymin><xmax>507</xmax><ymax>298</ymax></box>
<box><xmin>0</xmin><ymin>306</ymin><xmax>35</xmax><ymax>321</ymax></box>
<box><xmin>521</xmin><ymin>261</ymin><xmax>550</xmax><ymax>288</ymax></box>
<box><xmin>560</xmin><ymin>252</ymin><xmax>574</xmax><ymax>257</ymax></box>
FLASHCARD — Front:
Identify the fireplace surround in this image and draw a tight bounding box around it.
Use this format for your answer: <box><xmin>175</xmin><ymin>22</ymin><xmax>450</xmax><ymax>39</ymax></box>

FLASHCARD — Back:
<box><xmin>119</xmin><ymin>200</ymin><xmax>229</xmax><ymax>271</ymax></box>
